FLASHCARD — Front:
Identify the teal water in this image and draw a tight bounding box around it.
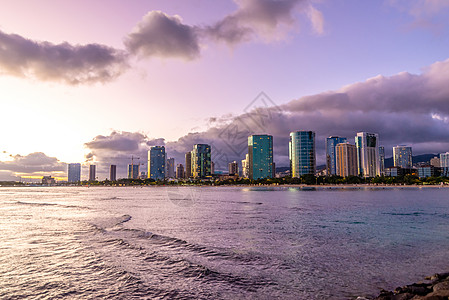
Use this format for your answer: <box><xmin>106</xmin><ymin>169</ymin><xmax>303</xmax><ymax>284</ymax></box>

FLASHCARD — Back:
<box><xmin>0</xmin><ymin>186</ymin><xmax>448</xmax><ymax>299</ymax></box>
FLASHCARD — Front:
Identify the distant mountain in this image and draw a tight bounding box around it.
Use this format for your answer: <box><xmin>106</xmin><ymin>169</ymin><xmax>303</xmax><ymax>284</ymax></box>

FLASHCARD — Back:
<box><xmin>384</xmin><ymin>153</ymin><xmax>439</xmax><ymax>168</ymax></box>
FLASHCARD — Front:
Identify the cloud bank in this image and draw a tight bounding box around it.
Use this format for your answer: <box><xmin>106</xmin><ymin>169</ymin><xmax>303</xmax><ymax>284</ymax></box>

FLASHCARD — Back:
<box><xmin>0</xmin><ymin>152</ymin><xmax>66</xmax><ymax>180</ymax></box>
<box><xmin>0</xmin><ymin>30</ymin><xmax>129</xmax><ymax>84</ymax></box>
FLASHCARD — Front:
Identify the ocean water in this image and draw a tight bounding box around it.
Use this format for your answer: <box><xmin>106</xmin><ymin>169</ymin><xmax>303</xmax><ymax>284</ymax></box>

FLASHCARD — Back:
<box><xmin>1</xmin><ymin>186</ymin><xmax>449</xmax><ymax>299</ymax></box>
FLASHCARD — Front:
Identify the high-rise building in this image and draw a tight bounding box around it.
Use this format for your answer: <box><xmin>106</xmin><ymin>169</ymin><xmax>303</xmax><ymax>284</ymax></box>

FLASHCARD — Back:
<box><xmin>128</xmin><ymin>164</ymin><xmax>139</xmax><ymax>179</ymax></box>
<box><xmin>148</xmin><ymin>146</ymin><xmax>165</xmax><ymax>180</ymax></box>
<box><xmin>191</xmin><ymin>144</ymin><xmax>211</xmax><ymax>178</ymax></box>
<box><xmin>185</xmin><ymin>152</ymin><xmax>192</xmax><ymax>178</ymax></box>
<box><xmin>110</xmin><ymin>165</ymin><xmax>117</xmax><ymax>181</ymax></box>
<box><xmin>89</xmin><ymin>165</ymin><xmax>96</xmax><ymax>181</ymax></box>
<box><xmin>289</xmin><ymin>131</ymin><xmax>315</xmax><ymax>178</ymax></box>
<box><xmin>166</xmin><ymin>158</ymin><xmax>175</xmax><ymax>178</ymax></box>
<box><xmin>379</xmin><ymin>146</ymin><xmax>385</xmax><ymax>175</ymax></box>
<box><xmin>336</xmin><ymin>143</ymin><xmax>358</xmax><ymax>177</ymax></box>
<box><xmin>176</xmin><ymin>164</ymin><xmax>184</xmax><ymax>179</ymax></box>
<box><xmin>68</xmin><ymin>163</ymin><xmax>81</xmax><ymax>183</ymax></box>
<box><xmin>228</xmin><ymin>161</ymin><xmax>239</xmax><ymax>175</ymax></box>
<box><xmin>355</xmin><ymin>132</ymin><xmax>380</xmax><ymax>177</ymax></box>
<box><xmin>326</xmin><ymin>136</ymin><xmax>347</xmax><ymax>175</ymax></box>
<box><xmin>248</xmin><ymin>135</ymin><xmax>273</xmax><ymax>180</ymax></box>
<box><xmin>211</xmin><ymin>162</ymin><xmax>215</xmax><ymax>175</ymax></box>
<box><xmin>241</xmin><ymin>154</ymin><xmax>249</xmax><ymax>178</ymax></box>
<box><xmin>393</xmin><ymin>146</ymin><xmax>412</xmax><ymax>168</ymax></box>
<box><xmin>440</xmin><ymin>152</ymin><xmax>449</xmax><ymax>177</ymax></box>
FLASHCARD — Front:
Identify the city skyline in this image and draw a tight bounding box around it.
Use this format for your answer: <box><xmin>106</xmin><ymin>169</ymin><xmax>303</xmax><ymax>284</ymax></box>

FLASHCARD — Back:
<box><xmin>1</xmin><ymin>1</ymin><xmax>449</xmax><ymax>180</ymax></box>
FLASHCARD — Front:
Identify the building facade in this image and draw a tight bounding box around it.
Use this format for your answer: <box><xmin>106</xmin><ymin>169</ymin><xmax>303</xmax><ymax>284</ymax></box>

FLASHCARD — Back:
<box><xmin>228</xmin><ymin>161</ymin><xmax>239</xmax><ymax>176</ymax></box>
<box><xmin>110</xmin><ymin>165</ymin><xmax>117</xmax><ymax>181</ymax></box>
<box><xmin>379</xmin><ymin>146</ymin><xmax>385</xmax><ymax>176</ymax></box>
<box><xmin>430</xmin><ymin>157</ymin><xmax>440</xmax><ymax>167</ymax></box>
<box><xmin>128</xmin><ymin>164</ymin><xmax>139</xmax><ymax>179</ymax></box>
<box><xmin>241</xmin><ymin>154</ymin><xmax>249</xmax><ymax>178</ymax></box>
<box><xmin>89</xmin><ymin>165</ymin><xmax>96</xmax><ymax>181</ymax></box>
<box><xmin>176</xmin><ymin>164</ymin><xmax>184</xmax><ymax>179</ymax></box>
<box><xmin>326</xmin><ymin>136</ymin><xmax>347</xmax><ymax>175</ymax></box>
<box><xmin>185</xmin><ymin>152</ymin><xmax>192</xmax><ymax>178</ymax></box>
<box><xmin>335</xmin><ymin>143</ymin><xmax>358</xmax><ymax>177</ymax></box>
<box><xmin>355</xmin><ymin>132</ymin><xmax>380</xmax><ymax>177</ymax></box>
<box><xmin>68</xmin><ymin>163</ymin><xmax>81</xmax><ymax>183</ymax></box>
<box><xmin>289</xmin><ymin>131</ymin><xmax>315</xmax><ymax>178</ymax></box>
<box><xmin>166</xmin><ymin>158</ymin><xmax>175</xmax><ymax>178</ymax></box>
<box><xmin>191</xmin><ymin>144</ymin><xmax>211</xmax><ymax>178</ymax></box>
<box><xmin>148</xmin><ymin>146</ymin><xmax>165</xmax><ymax>180</ymax></box>
<box><xmin>393</xmin><ymin>146</ymin><xmax>413</xmax><ymax>169</ymax></box>
<box><xmin>248</xmin><ymin>135</ymin><xmax>273</xmax><ymax>180</ymax></box>
<box><xmin>441</xmin><ymin>152</ymin><xmax>449</xmax><ymax>177</ymax></box>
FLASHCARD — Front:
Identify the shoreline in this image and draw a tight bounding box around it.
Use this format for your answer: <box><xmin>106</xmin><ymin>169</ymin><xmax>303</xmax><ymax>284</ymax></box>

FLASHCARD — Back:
<box><xmin>362</xmin><ymin>272</ymin><xmax>449</xmax><ymax>300</ymax></box>
<box><xmin>2</xmin><ymin>183</ymin><xmax>449</xmax><ymax>189</ymax></box>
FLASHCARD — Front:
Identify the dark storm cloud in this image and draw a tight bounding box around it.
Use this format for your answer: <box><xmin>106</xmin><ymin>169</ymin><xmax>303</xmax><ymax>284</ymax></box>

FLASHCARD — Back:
<box><xmin>0</xmin><ymin>30</ymin><xmax>129</xmax><ymax>84</ymax></box>
<box><xmin>0</xmin><ymin>152</ymin><xmax>66</xmax><ymax>173</ymax></box>
<box><xmin>124</xmin><ymin>11</ymin><xmax>201</xmax><ymax>60</ymax></box>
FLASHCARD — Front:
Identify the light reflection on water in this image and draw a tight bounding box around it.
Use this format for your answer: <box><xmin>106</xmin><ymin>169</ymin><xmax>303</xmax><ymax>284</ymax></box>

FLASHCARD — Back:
<box><xmin>0</xmin><ymin>186</ymin><xmax>449</xmax><ymax>299</ymax></box>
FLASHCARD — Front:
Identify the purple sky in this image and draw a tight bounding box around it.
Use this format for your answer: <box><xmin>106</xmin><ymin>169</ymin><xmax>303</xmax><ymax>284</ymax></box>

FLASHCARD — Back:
<box><xmin>0</xmin><ymin>0</ymin><xmax>449</xmax><ymax>180</ymax></box>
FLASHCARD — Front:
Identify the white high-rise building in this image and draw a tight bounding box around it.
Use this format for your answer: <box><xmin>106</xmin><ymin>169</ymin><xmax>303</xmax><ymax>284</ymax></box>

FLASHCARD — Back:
<box><xmin>241</xmin><ymin>154</ymin><xmax>249</xmax><ymax>178</ymax></box>
<box><xmin>355</xmin><ymin>132</ymin><xmax>380</xmax><ymax>177</ymax></box>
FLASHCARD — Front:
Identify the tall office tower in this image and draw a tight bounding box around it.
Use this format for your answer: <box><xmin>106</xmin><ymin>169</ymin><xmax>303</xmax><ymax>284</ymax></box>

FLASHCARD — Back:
<box><xmin>440</xmin><ymin>152</ymin><xmax>449</xmax><ymax>177</ymax></box>
<box><xmin>393</xmin><ymin>146</ymin><xmax>412</xmax><ymax>168</ymax></box>
<box><xmin>241</xmin><ymin>154</ymin><xmax>249</xmax><ymax>178</ymax></box>
<box><xmin>248</xmin><ymin>135</ymin><xmax>273</xmax><ymax>180</ymax></box>
<box><xmin>185</xmin><ymin>152</ymin><xmax>192</xmax><ymax>178</ymax></box>
<box><xmin>355</xmin><ymin>132</ymin><xmax>380</xmax><ymax>177</ymax></box>
<box><xmin>272</xmin><ymin>162</ymin><xmax>276</xmax><ymax>178</ymax></box>
<box><xmin>336</xmin><ymin>143</ymin><xmax>358</xmax><ymax>177</ymax></box>
<box><xmin>430</xmin><ymin>157</ymin><xmax>440</xmax><ymax>167</ymax></box>
<box><xmin>110</xmin><ymin>165</ymin><xmax>117</xmax><ymax>181</ymax></box>
<box><xmin>379</xmin><ymin>146</ymin><xmax>385</xmax><ymax>175</ymax></box>
<box><xmin>166</xmin><ymin>158</ymin><xmax>175</xmax><ymax>178</ymax></box>
<box><xmin>228</xmin><ymin>161</ymin><xmax>239</xmax><ymax>175</ymax></box>
<box><xmin>191</xmin><ymin>144</ymin><xmax>211</xmax><ymax>178</ymax></box>
<box><xmin>68</xmin><ymin>163</ymin><xmax>81</xmax><ymax>183</ymax></box>
<box><xmin>289</xmin><ymin>131</ymin><xmax>316</xmax><ymax>178</ymax></box>
<box><xmin>148</xmin><ymin>146</ymin><xmax>166</xmax><ymax>180</ymax></box>
<box><xmin>176</xmin><ymin>164</ymin><xmax>184</xmax><ymax>179</ymax></box>
<box><xmin>326</xmin><ymin>136</ymin><xmax>347</xmax><ymax>175</ymax></box>
<box><xmin>89</xmin><ymin>165</ymin><xmax>96</xmax><ymax>181</ymax></box>
<box><xmin>211</xmin><ymin>162</ymin><xmax>215</xmax><ymax>175</ymax></box>
<box><xmin>128</xmin><ymin>164</ymin><xmax>139</xmax><ymax>179</ymax></box>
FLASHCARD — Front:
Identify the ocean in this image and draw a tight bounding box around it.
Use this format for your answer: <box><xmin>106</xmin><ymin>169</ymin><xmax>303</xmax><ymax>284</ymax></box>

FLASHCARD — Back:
<box><xmin>1</xmin><ymin>186</ymin><xmax>449</xmax><ymax>299</ymax></box>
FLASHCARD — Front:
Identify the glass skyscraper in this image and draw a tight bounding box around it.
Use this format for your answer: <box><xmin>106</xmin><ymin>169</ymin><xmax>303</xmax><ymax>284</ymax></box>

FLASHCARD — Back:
<box><xmin>289</xmin><ymin>131</ymin><xmax>316</xmax><ymax>178</ymax></box>
<box><xmin>355</xmin><ymin>132</ymin><xmax>380</xmax><ymax>177</ymax></box>
<box><xmin>68</xmin><ymin>163</ymin><xmax>81</xmax><ymax>183</ymax></box>
<box><xmin>326</xmin><ymin>136</ymin><xmax>347</xmax><ymax>175</ymax></box>
<box><xmin>393</xmin><ymin>145</ymin><xmax>412</xmax><ymax>168</ymax></box>
<box><xmin>128</xmin><ymin>164</ymin><xmax>139</xmax><ymax>179</ymax></box>
<box><xmin>248</xmin><ymin>135</ymin><xmax>273</xmax><ymax>180</ymax></box>
<box><xmin>191</xmin><ymin>144</ymin><xmax>211</xmax><ymax>178</ymax></box>
<box><xmin>148</xmin><ymin>146</ymin><xmax>166</xmax><ymax>180</ymax></box>
<box><xmin>440</xmin><ymin>152</ymin><xmax>449</xmax><ymax>177</ymax></box>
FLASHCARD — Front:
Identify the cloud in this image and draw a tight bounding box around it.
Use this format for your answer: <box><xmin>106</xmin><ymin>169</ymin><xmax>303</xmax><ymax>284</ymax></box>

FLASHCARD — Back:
<box><xmin>0</xmin><ymin>152</ymin><xmax>66</xmax><ymax>180</ymax></box>
<box><xmin>205</xmin><ymin>0</ymin><xmax>320</xmax><ymax>44</ymax></box>
<box><xmin>0</xmin><ymin>30</ymin><xmax>129</xmax><ymax>84</ymax></box>
<box><xmin>125</xmin><ymin>11</ymin><xmax>200</xmax><ymax>60</ymax></box>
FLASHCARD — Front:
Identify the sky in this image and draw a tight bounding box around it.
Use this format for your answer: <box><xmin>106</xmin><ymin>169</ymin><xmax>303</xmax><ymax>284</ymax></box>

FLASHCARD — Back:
<box><xmin>1</xmin><ymin>0</ymin><xmax>449</xmax><ymax>180</ymax></box>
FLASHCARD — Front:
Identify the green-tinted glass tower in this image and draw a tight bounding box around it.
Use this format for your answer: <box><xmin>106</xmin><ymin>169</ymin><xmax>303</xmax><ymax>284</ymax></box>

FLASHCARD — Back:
<box><xmin>289</xmin><ymin>131</ymin><xmax>316</xmax><ymax>178</ymax></box>
<box><xmin>191</xmin><ymin>144</ymin><xmax>211</xmax><ymax>178</ymax></box>
<box><xmin>248</xmin><ymin>135</ymin><xmax>273</xmax><ymax>180</ymax></box>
